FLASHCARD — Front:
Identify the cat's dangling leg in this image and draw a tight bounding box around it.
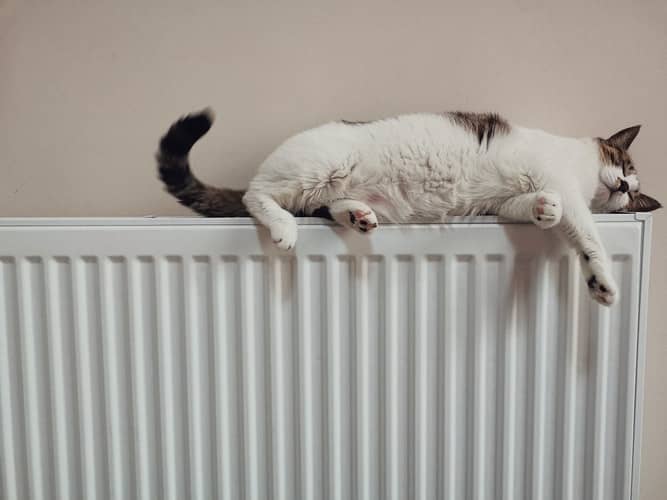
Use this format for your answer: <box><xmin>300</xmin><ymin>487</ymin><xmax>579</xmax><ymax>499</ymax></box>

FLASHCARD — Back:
<box><xmin>498</xmin><ymin>189</ymin><xmax>616</xmax><ymax>305</ymax></box>
<box><xmin>497</xmin><ymin>191</ymin><xmax>563</xmax><ymax>229</ymax></box>
<box><xmin>557</xmin><ymin>195</ymin><xmax>618</xmax><ymax>306</ymax></box>
<box><xmin>243</xmin><ymin>190</ymin><xmax>298</xmax><ymax>250</ymax></box>
<box><xmin>328</xmin><ymin>199</ymin><xmax>379</xmax><ymax>234</ymax></box>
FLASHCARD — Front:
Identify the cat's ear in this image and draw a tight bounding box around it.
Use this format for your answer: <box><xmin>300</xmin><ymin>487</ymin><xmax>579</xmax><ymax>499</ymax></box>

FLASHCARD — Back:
<box><xmin>606</xmin><ymin>125</ymin><xmax>641</xmax><ymax>150</ymax></box>
<box><xmin>628</xmin><ymin>193</ymin><xmax>662</xmax><ymax>212</ymax></box>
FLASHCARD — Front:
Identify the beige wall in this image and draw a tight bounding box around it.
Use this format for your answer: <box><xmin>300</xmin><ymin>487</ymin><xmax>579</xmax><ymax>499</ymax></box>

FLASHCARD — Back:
<box><xmin>1</xmin><ymin>0</ymin><xmax>665</xmax><ymax>495</ymax></box>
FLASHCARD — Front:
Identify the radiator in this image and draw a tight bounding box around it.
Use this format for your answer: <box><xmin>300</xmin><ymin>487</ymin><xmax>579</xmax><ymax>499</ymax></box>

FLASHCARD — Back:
<box><xmin>0</xmin><ymin>215</ymin><xmax>652</xmax><ymax>500</ymax></box>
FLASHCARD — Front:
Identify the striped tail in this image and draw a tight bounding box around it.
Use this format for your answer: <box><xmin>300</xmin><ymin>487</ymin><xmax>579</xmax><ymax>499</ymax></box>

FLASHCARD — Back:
<box><xmin>156</xmin><ymin>109</ymin><xmax>249</xmax><ymax>217</ymax></box>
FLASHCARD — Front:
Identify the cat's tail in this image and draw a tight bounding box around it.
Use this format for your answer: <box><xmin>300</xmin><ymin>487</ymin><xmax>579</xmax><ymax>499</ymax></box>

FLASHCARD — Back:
<box><xmin>156</xmin><ymin>108</ymin><xmax>249</xmax><ymax>217</ymax></box>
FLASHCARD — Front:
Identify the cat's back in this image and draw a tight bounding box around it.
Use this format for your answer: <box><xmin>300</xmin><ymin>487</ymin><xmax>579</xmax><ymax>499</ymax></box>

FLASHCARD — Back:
<box><xmin>260</xmin><ymin>112</ymin><xmax>480</xmax><ymax>169</ymax></box>
<box><xmin>252</xmin><ymin>112</ymin><xmax>522</xmax><ymax>200</ymax></box>
<box><xmin>330</xmin><ymin>112</ymin><xmax>479</xmax><ymax>151</ymax></box>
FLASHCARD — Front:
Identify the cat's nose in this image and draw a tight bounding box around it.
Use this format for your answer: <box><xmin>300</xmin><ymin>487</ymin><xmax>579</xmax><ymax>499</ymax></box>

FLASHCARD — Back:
<box><xmin>618</xmin><ymin>179</ymin><xmax>629</xmax><ymax>193</ymax></box>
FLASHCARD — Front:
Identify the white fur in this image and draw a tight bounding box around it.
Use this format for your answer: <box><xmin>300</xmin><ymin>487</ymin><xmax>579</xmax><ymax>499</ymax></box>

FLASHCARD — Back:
<box><xmin>242</xmin><ymin>113</ymin><xmax>625</xmax><ymax>305</ymax></box>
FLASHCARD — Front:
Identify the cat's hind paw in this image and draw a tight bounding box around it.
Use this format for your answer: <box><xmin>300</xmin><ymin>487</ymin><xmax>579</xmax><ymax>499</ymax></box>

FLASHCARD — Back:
<box><xmin>330</xmin><ymin>200</ymin><xmax>379</xmax><ymax>234</ymax></box>
<box><xmin>532</xmin><ymin>191</ymin><xmax>562</xmax><ymax>229</ymax></box>
<box><xmin>347</xmin><ymin>209</ymin><xmax>378</xmax><ymax>234</ymax></box>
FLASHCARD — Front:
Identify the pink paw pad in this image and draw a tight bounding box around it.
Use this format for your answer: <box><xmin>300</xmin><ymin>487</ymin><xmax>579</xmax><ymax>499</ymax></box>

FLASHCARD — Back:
<box><xmin>532</xmin><ymin>191</ymin><xmax>562</xmax><ymax>229</ymax></box>
<box><xmin>348</xmin><ymin>210</ymin><xmax>378</xmax><ymax>233</ymax></box>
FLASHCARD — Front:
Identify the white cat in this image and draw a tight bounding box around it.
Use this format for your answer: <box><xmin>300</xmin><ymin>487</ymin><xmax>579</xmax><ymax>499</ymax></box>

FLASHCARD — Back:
<box><xmin>157</xmin><ymin>109</ymin><xmax>661</xmax><ymax>306</ymax></box>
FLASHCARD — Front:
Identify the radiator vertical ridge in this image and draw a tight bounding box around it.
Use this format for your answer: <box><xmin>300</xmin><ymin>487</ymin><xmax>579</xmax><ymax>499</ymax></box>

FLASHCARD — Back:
<box><xmin>241</xmin><ymin>257</ymin><xmax>272</xmax><ymax>500</ymax></box>
<box><xmin>615</xmin><ymin>257</ymin><xmax>635</xmax><ymax>500</ymax></box>
<box><xmin>296</xmin><ymin>256</ymin><xmax>311</xmax><ymax>500</ymax></box>
<box><xmin>414</xmin><ymin>256</ymin><xmax>436</xmax><ymax>500</ymax></box>
<box><xmin>17</xmin><ymin>258</ymin><xmax>53</xmax><ymax>500</ymax></box>
<box><xmin>127</xmin><ymin>258</ymin><xmax>147</xmax><ymax>500</ymax></box>
<box><xmin>73</xmin><ymin>258</ymin><xmax>108</xmax><ymax>500</ymax></box>
<box><xmin>478</xmin><ymin>255</ymin><xmax>502</xmax><ymax>500</ymax></box>
<box><xmin>530</xmin><ymin>258</ymin><xmax>550</xmax><ymax>500</ymax></box>
<box><xmin>214</xmin><ymin>256</ymin><xmax>245</xmax><ymax>500</ymax></box>
<box><xmin>45</xmin><ymin>258</ymin><xmax>80</xmax><ymax>500</ymax></box>
<box><xmin>463</xmin><ymin>256</ymin><xmax>475</xmax><ymax>500</ymax></box>
<box><xmin>442</xmin><ymin>254</ymin><xmax>459</xmax><ymax>499</ymax></box>
<box><xmin>239</xmin><ymin>256</ymin><xmax>257</xmax><ymax>500</ymax></box>
<box><xmin>559</xmin><ymin>255</ymin><xmax>582</xmax><ymax>500</ymax></box>
<box><xmin>185</xmin><ymin>256</ymin><xmax>216</xmax><ymax>500</ymax></box>
<box><xmin>318</xmin><ymin>258</ymin><xmax>330</xmax><ymax>500</ymax></box>
<box><xmin>355</xmin><ymin>256</ymin><xmax>369</xmax><ymax>500</ymax></box>
<box><xmin>501</xmin><ymin>258</ymin><xmax>519</xmax><ymax>500</ymax></box>
<box><xmin>0</xmin><ymin>258</ymin><xmax>27</xmax><ymax>500</ymax></box>
<box><xmin>385</xmin><ymin>256</ymin><xmax>404</xmax><ymax>500</ymax></box>
<box><xmin>299</xmin><ymin>256</ymin><xmax>329</xmax><ymax>499</ymax></box>
<box><xmin>329</xmin><ymin>257</ymin><xmax>354</xmax><ymax>500</ymax></box>
<box><xmin>589</xmin><ymin>305</ymin><xmax>612</xmax><ymax>500</ymax></box>
<box><xmin>184</xmin><ymin>257</ymin><xmax>201</xmax><ymax>500</ymax></box>
<box><xmin>260</xmin><ymin>259</ymin><xmax>274</xmax><ymax>500</ymax></box>
<box><xmin>492</xmin><ymin>256</ymin><xmax>508</xmax><ymax>500</ymax></box>
<box><xmin>100</xmin><ymin>258</ymin><xmax>137</xmax><ymax>500</ymax></box>
<box><xmin>128</xmin><ymin>257</ymin><xmax>161</xmax><ymax>500</ymax></box>
<box><xmin>326</xmin><ymin>256</ymin><xmax>342</xmax><ymax>500</ymax></box>
<box><xmin>156</xmin><ymin>257</ymin><xmax>188</xmax><ymax>500</ymax></box>
<box><xmin>551</xmin><ymin>256</ymin><xmax>569</xmax><ymax>500</ymax></box>
<box><xmin>356</xmin><ymin>256</ymin><xmax>385</xmax><ymax>500</ymax></box>
<box><xmin>273</xmin><ymin>257</ymin><xmax>298</xmax><ymax>500</ymax></box>
<box><xmin>456</xmin><ymin>256</ymin><xmax>474</xmax><ymax>500</ymax></box>
<box><xmin>435</xmin><ymin>256</ymin><xmax>447</xmax><ymax>500</ymax></box>
<box><xmin>602</xmin><ymin>258</ymin><xmax>625</xmax><ymax>500</ymax></box>
<box><xmin>471</xmin><ymin>255</ymin><xmax>489</xmax><ymax>500</ymax></box>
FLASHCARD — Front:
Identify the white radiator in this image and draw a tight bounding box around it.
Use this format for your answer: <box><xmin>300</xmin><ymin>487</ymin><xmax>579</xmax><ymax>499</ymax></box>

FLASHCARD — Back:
<box><xmin>0</xmin><ymin>215</ymin><xmax>652</xmax><ymax>500</ymax></box>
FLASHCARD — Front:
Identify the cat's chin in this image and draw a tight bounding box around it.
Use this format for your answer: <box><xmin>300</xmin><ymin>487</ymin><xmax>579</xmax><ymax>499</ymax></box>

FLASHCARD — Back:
<box><xmin>590</xmin><ymin>184</ymin><xmax>612</xmax><ymax>211</ymax></box>
<box><xmin>590</xmin><ymin>185</ymin><xmax>630</xmax><ymax>213</ymax></box>
<box><xmin>593</xmin><ymin>190</ymin><xmax>629</xmax><ymax>213</ymax></box>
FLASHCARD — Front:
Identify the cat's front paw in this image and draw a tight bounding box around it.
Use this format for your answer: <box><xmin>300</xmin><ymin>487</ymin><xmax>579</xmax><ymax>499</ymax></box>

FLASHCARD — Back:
<box><xmin>532</xmin><ymin>191</ymin><xmax>562</xmax><ymax>229</ymax></box>
<box><xmin>270</xmin><ymin>219</ymin><xmax>297</xmax><ymax>250</ymax></box>
<box><xmin>581</xmin><ymin>256</ymin><xmax>618</xmax><ymax>306</ymax></box>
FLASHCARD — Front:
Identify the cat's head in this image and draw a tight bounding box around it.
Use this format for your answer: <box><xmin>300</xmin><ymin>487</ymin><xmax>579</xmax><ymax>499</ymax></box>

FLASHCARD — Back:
<box><xmin>591</xmin><ymin>126</ymin><xmax>661</xmax><ymax>213</ymax></box>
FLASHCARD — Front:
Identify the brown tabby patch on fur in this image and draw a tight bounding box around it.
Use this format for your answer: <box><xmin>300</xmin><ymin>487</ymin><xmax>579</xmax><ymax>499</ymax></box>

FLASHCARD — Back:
<box><xmin>340</xmin><ymin>119</ymin><xmax>376</xmax><ymax>126</ymax></box>
<box><xmin>596</xmin><ymin>138</ymin><xmax>627</xmax><ymax>166</ymax></box>
<box><xmin>447</xmin><ymin>112</ymin><xmax>510</xmax><ymax>147</ymax></box>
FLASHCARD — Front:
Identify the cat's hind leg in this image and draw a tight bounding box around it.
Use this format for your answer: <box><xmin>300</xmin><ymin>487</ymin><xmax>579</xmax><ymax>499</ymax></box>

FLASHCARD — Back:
<box><xmin>329</xmin><ymin>199</ymin><xmax>379</xmax><ymax>234</ymax></box>
<box><xmin>243</xmin><ymin>190</ymin><xmax>298</xmax><ymax>250</ymax></box>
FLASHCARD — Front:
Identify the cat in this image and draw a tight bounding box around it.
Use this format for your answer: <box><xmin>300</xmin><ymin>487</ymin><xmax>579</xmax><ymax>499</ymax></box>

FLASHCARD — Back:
<box><xmin>156</xmin><ymin>109</ymin><xmax>661</xmax><ymax>306</ymax></box>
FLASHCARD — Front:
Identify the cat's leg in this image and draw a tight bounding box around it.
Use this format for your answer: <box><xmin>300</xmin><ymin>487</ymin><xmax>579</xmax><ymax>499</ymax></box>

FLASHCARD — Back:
<box><xmin>243</xmin><ymin>190</ymin><xmax>298</xmax><ymax>250</ymax></box>
<box><xmin>558</xmin><ymin>195</ymin><xmax>618</xmax><ymax>306</ymax></box>
<box><xmin>328</xmin><ymin>199</ymin><xmax>379</xmax><ymax>234</ymax></box>
<box><xmin>499</xmin><ymin>190</ymin><xmax>615</xmax><ymax>304</ymax></box>
<box><xmin>497</xmin><ymin>191</ymin><xmax>563</xmax><ymax>229</ymax></box>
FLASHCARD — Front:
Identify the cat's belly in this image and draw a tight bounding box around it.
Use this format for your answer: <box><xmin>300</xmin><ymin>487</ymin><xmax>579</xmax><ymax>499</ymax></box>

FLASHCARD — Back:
<box><xmin>297</xmin><ymin>144</ymin><xmax>477</xmax><ymax>221</ymax></box>
<box><xmin>333</xmin><ymin>171</ymin><xmax>464</xmax><ymax>223</ymax></box>
<box><xmin>358</xmin><ymin>160</ymin><xmax>468</xmax><ymax>221</ymax></box>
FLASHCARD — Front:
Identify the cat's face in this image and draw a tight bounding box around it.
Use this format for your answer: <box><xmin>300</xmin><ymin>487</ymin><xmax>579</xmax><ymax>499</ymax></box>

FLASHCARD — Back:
<box><xmin>591</xmin><ymin>126</ymin><xmax>662</xmax><ymax>213</ymax></box>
